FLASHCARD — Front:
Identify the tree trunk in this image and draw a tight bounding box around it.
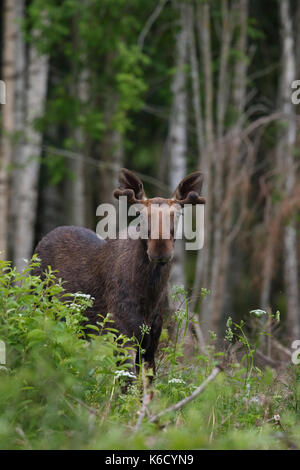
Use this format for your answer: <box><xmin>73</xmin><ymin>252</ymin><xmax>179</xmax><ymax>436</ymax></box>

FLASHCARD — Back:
<box><xmin>199</xmin><ymin>0</ymin><xmax>248</xmax><ymax>338</ymax></box>
<box><xmin>99</xmin><ymin>117</ymin><xmax>124</xmax><ymax>207</ymax></box>
<box><xmin>168</xmin><ymin>1</ymin><xmax>188</xmax><ymax>291</ymax></box>
<box><xmin>13</xmin><ymin>35</ymin><xmax>49</xmax><ymax>271</ymax></box>
<box><xmin>66</xmin><ymin>70</ymin><xmax>90</xmax><ymax>227</ymax></box>
<box><xmin>0</xmin><ymin>0</ymin><xmax>16</xmax><ymax>259</ymax></box>
<box><xmin>201</xmin><ymin>0</ymin><xmax>234</xmax><ymax>336</ymax></box>
<box><xmin>66</xmin><ymin>5</ymin><xmax>91</xmax><ymax>228</ymax></box>
<box><xmin>278</xmin><ymin>0</ymin><xmax>300</xmax><ymax>340</ymax></box>
<box><xmin>191</xmin><ymin>1</ymin><xmax>214</xmax><ymax>314</ymax></box>
<box><xmin>167</xmin><ymin>1</ymin><xmax>193</xmax><ymax>348</ymax></box>
<box><xmin>9</xmin><ymin>0</ymin><xmax>26</xmax><ymax>256</ymax></box>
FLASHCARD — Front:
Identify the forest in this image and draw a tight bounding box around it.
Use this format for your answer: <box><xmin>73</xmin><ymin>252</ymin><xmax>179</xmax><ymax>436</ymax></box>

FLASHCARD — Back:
<box><xmin>0</xmin><ymin>0</ymin><xmax>300</xmax><ymax>451</ymax></box>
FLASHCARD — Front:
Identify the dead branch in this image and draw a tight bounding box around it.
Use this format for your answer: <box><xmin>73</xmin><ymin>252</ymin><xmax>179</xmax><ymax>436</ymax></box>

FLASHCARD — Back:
<box><xmin>138</xmin><ymin>0</ymin><xmax>169</xmax><ymax>50</ymax></box>
<box><xmin>148</xmin><ymin>366</ymin><xmax>222</xmax><ymax>424</ymax></box>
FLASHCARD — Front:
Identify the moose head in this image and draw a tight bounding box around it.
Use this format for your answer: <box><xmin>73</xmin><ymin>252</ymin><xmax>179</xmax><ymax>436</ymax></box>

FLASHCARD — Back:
<box><xmin>113</xmin><ymin>168</ymin><xmax>206</xmax><ymax>265</ymax></box>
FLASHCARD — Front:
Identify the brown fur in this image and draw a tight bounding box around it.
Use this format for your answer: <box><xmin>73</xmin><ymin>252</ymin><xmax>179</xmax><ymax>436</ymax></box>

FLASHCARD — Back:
<box><xmin>33</xmin><ymin>169</ymin><xmax>205</xmax><ymax>376</ymax></box>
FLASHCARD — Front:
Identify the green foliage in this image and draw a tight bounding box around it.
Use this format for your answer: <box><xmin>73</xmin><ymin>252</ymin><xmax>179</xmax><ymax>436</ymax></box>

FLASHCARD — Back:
<box><xmin>24</xmin><ymin>0</ymin><xmax>152</xmax><ymax>185</ymax></box>
<box><xmin>0</xmin><ymin>268</ymin><xmax>299</xmax><ymax>450</ymax></box>
<box><xmin>0</xmin><ymin>257</ymin><xmax>134</xmax><ymax>449</ymax></box>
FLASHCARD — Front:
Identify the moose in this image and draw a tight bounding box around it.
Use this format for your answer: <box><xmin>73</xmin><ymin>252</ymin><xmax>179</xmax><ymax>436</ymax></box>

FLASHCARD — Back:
<box><xmin>34</xmin><ymin>168</ymin><xmax>205</xmax><ymax>378</ymax></box>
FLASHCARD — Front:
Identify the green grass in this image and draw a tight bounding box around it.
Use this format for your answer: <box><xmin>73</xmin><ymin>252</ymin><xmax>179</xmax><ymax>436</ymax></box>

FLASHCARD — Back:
<box><xmin>0</xmin><ymin>257</ymin><xmax>299</xmax><ymax>450</ymax></box>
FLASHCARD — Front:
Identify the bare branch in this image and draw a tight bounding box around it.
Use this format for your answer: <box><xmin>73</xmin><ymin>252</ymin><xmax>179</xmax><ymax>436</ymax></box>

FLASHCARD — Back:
<box><xmin>42</xmin><ymin>145</ymin><xmax>170</xmax><ymax>194</ymax></box>
<box><xmin>138</xmin><ymin>0</ymin><xmax>169</xmax><ymax>50</ymax></box>
<box><xmin>148</xmin><ymin>366</ymin><xmax>222</xmax><ymax>424</ymax></box>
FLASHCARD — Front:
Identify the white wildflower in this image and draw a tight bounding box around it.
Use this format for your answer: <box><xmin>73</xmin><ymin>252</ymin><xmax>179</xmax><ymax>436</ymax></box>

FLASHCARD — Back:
<box><xmin>174</xmin><ymin>309</ymin><xmax>186</xmax><ymax>322</ymax></box>
<box><xmin>140</xmin><ymin>323</ymin><xmax>151</xmax><ymax>335</ymax></box>
<box><xmin>250</xmin><ymin>309</ymin><xmax>267</xmax><ymax>318</ymax></box>
<box><xmin>168</xmin><ymin>378</ymin><xmax>186</xmax><ymax>384</ymax></box>
<box><xmin>73</xmin><ymin>293</ymin><xmax>94</xmax><ymax>300</ymax></box>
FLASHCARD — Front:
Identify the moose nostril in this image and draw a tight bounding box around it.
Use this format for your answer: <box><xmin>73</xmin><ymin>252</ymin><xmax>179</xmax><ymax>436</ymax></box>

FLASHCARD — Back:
<box><xmin>149</xmin><ymin>256</ymin><xmax>171</xmax><ymax>265</ymax></box>
<box><xmin>158</xmin><ymin>259</ymin><xmax>168</xmax><ymax>265</ymax></box>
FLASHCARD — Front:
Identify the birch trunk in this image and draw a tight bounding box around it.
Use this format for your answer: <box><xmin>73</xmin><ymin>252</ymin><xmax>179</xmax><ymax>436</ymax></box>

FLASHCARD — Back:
<box><xmin>0</xmin><ymin>0</ymin><xmax>16</xmax><ymax>259</ymax></box>
<box><xmin>278</xmin><ymin>0</ymin><xmax>300</xmax><ymax>340</ymax></box>
<box><xmin>13</xmin><ymin>37</ymin><xmax>49</xmax><ymax>271</ymax></box>
<box><xmin>167</xmin><ymin>1</ymin><xmax>193</xmax><ymax>348</ymax></box>
<box><xmin>10</xmin><ymin>0</ymin><xmax>26</xmax><ymax>255</ymax></box>
<box><xmin>168</xmin><ymin>1</ymin><xmax>188</xmax><ymax>291</ymax></box>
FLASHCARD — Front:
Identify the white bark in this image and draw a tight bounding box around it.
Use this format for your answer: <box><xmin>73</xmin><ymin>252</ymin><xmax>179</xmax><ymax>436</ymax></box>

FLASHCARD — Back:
<box><xmin>13</xmin><ymin>37</ymin><xmax>49</xmax><ymax>271</ymax></box>
<box><xmin>279</xmin><ymin>0</ymin><xmax>299</xmax><ymax>340</ymax></box>
<box><xmin>167</xmin><ymin>2</ymin><xmax>194</xmax><ymax>349</ymax></box>
<box><xmin>0</xmin><ymin>0</ymin><xmax>16</xmax><ymax>259</ymax></box>
<box><xmin>10</xmin><ymin>0</ymin><xmax>26</xmax><ymax>254</ymax></box>
<box><xmin>168</xmin><ymin>1</ymin><xmax>188</xmax><ymax>290</ymax></box>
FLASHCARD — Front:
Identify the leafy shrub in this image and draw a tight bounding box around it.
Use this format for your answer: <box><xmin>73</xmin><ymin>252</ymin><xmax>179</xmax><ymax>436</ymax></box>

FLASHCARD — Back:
<box><xmin>0</xmin><ymin>258</ymin><xmax>299</xmax><ymax>450</ymax></box>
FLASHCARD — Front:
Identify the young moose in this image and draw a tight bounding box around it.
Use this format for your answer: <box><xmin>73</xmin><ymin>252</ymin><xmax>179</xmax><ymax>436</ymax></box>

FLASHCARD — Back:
<box><xmin>34</xmin><ymin>169</ymin><xmax>205</xmax><ymax>377</ymax></box>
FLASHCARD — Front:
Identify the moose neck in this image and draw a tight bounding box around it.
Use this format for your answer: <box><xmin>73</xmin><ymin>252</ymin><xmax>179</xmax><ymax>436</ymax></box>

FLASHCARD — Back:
<box><xmin>133</xmin><ymin>238</ymin><xmax>171</xmax><ymax>297</ymax></box>
<box><xmin>102</xmin><ymin>236</ymin><xmax>171</xmax><ymax>320</ymax></box>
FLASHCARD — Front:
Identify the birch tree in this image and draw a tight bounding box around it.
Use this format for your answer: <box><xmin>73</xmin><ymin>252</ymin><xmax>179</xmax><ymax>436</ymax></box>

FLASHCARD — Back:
<box><xmin>168</xmin><ymin>1</ymin><xmax>188</xmax><ymax>291</ymax></box>
<box><xmin>13</xmin><ymin>26</ymin><xmax>49</xmax><ymax>271</ymax></box>
<box><xmin>0</xmin><ymin>0</ymin><xmax>16</xmax><ymax>259</ymax></box>
<box><xmin>9</xmin><ymin>0</ymin><xmax>26</xmax><ymax>254</ymax></box>
<box><xmin>278</xmin><ymin>0</ymin><xmax>300</xmax><ymax>340</ymax></box>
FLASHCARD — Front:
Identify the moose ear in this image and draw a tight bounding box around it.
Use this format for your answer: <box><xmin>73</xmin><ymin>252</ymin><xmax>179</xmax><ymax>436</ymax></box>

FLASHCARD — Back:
<box><xmin>113</xmin><ymin>168</ymin><xmax>146</xmax><ymax>202</ymax></box>
<box><xmin>172</xmin><ymin>171</ymin><xmax>205</xmax><ymax>205</ymax></box>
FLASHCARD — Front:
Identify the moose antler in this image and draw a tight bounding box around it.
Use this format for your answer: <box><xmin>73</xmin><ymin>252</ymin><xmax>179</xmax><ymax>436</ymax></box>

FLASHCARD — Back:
<box><xmin>174</xmin><ymin>191</ymin><xmax>206</xmax><ymax>206</ymax></box>
<box><xmin>113</xmin><ymin>188</ymin><xmax>145</xmax><ymax>205</ymax></box>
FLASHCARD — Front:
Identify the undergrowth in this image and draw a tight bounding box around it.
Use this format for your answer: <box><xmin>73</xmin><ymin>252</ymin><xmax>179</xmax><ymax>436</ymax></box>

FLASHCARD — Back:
<box><xmin>0</xmin><ymin>257</ymin><xmax>299</xmax><ymax>450</ymax></box>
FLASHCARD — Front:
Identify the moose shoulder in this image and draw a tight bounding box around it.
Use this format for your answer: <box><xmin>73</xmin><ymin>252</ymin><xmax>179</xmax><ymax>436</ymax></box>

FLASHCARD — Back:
<box><xmin>33</xmin><ymin>168</ymin><xmax>205</xmax><ymax>377</ymax></box>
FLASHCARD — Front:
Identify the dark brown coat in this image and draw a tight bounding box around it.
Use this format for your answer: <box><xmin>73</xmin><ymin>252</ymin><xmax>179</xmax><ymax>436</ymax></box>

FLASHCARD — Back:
<box><xmin>34</xmin><ymin>169</ymin><xmax>205</xmax><ymax>375</ymax></box>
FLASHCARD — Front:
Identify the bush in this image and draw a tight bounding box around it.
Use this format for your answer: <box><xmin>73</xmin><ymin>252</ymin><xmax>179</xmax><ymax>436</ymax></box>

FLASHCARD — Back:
<box><xmin>0</xmin><ymin>256</ymin><xmax>134</xmax><ymax>449</ymax></box>
<box><xmin>0</xmin><ymin>258</ymin><xmax>299</xmax><ymax>450</ymax></box>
